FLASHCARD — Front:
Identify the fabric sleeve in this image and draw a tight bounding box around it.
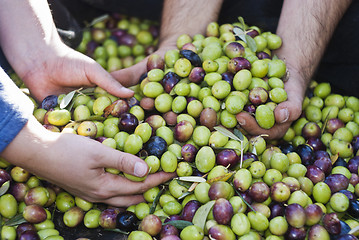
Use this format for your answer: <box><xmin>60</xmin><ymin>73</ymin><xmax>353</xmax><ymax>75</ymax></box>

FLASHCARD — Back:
<box><xmin>0</xmin><ymin>67</ymin><xmax>34</xmax><ymax>152</ymax></box>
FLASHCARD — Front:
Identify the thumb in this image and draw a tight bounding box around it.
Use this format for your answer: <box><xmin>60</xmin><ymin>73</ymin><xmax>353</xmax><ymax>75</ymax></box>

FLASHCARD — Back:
<box><xmin>274</xmin><ymin>98</ymin><xmax>303</xmax><ymax>124</ymax></box>
<box><xmin>97</xmin><ymin>150</ymin><xmax>149</xmax><ymax>178</ymax></box>
<box><xmin>87</xmin><ymin>61</ymin><xmax>135</xmax><ymax>98</ymax></box>
<box><xmin>110</xmin><ymin>58</ymin><xmax>147</xmax><ymax>87</ymax></box>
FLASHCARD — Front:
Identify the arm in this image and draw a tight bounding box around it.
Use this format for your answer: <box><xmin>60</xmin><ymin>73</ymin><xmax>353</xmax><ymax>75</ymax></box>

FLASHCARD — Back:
<box><xmin>237</xmin><ymin>0</ymin><xmax>352</xmax><ymax>139</ymax></box>
<box><xmin>0</xmin><ymin>67</ymin><xmax>174</xmax><ymax>206</ymax></box>
<box><xmin>111</xmin><ymin>0</ymin><xmax>224</xmax><ymax>86</ymax></box>
<box><xmin>0</xmin><ymin>0</ymin><xmax>133</xmax><ymax>102</ymax></box>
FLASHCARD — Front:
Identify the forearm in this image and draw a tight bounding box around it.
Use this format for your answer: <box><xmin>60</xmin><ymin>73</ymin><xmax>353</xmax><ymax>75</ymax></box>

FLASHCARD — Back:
<box><xmin>0</xmin><ymin>0</ymin><xmax>63</xmax><ymax>77</ymax></box>
<box><xmin>0</xmin><ymin>68</ymin><xmax>34</xmax><ymax>153</ymax></box>
<box><xmin>159</xmin><ymin>0</ymin><xmax>224</xmax><ymax>46</ymax></box>
<box><xmin>275</xmin><ymin>0</ymin><xmax>352</xmax><ymax>96</ymax></box>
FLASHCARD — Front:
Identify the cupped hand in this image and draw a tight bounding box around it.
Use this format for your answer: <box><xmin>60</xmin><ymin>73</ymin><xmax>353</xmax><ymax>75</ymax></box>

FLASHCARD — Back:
<box><xmin>20</xmin><ymin>44</ymin><xmax>134</xmax><ymax>103</ymax></box>
<box><xmin>2</xmin><ymin>117</ymin><xmax>175</xmax><ymax>207</ymax></box>
<box><xmin>236</xmin><ymin>67</ymin><xmax>306</xmax><ymax>139</ymax></box>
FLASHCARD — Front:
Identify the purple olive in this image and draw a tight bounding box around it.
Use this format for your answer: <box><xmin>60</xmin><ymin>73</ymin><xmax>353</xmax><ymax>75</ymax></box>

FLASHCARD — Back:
<box><xmin>227</xmin><ymin>57</ymin><xmax>251</xmax><ymax>74</ymax></box>
<box><xmin>161</xmin><ymin>72</ymin><xmax>180</xmax><ymax>93</ymax></box>
<box><xmin>216</xmin><ymin>149</ymin><xmax>239</xmax><ymax>168</ymax></box>
<box><xmin>40</xmin><ymin>95</ymin><xmax>58</xmax><ymax>110</ymax></box>
<box><xmin>0</xmin><ymin>169</ymin><xmax>11</xmax><ymax>187</ymax></box>
<box><xmin>324</xmin><ymin>174</ymin><xmax>349</xmax><ymax>193</ymax></box>
<box><xmin>305</xmin><ymin>165</ymin><xmax>325</xmax><ymax>184</ymax></box>
<box><xmin>181</xmin><ymin>144</ymin><xmax>198</xmax><ymax>162</ymax></box>
<box><xmin>160</xmin><ymin>224</ymin><xmax>179</xmax><ymax>238</ymax></box>
<box><xmin>348</xmin><ymin>156</ymin><xmax>359</xmax><ymax>174</ymax></box>
<box><xmin>212</xmin><ymin>198</ymin><xmax>233</xmax><ymax>225</ymax></box>
<box><xmin>99</xmin><ymin>208</ymin><xmax>119</xmax><ymax>229</ymax></box>
<box><xmin>189</xmin><ymin>67</ymin><xmax>205</xmax><ymax>84</ymax></box>
<box><xmin>118</xmin><ymin>112</ymin><xmax>139</xmax><ymax>133</ymax></box>
<box><xmin>181</xmin><ymin>200</ymin><xmax>201</xmax><ymax>222</ymax></box>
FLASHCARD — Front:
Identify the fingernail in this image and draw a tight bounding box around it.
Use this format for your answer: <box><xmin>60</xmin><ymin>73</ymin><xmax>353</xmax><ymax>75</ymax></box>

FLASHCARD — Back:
<box><xmin>279</xmin><ymin>109</ymin><xmax>289</xmax><ymax>123</ymax></box>
<box><xmin>134</xmin><ymin>162</ymin><xmax>148</xmax><ymax>177</ymax></box>
<box><xmin>238</xmin><ymin>119</ymin><xmax>246</xmax><ymax>126</ymax></box>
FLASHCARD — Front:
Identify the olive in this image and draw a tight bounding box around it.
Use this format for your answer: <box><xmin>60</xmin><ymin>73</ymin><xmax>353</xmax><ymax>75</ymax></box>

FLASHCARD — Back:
<box><xmin>116</xmin><ymin>211</ymin><xmax>139</xmax><ymax>232</ymax></box>
<box><xmin>143</xmin><ymin>136</ymin><xmax>167</xmax><ymax>158</ymax></box>
<box><xmin>41</xmin><ymin>95</ymin><xmax>58</xmax><ymax>110</ymax></box>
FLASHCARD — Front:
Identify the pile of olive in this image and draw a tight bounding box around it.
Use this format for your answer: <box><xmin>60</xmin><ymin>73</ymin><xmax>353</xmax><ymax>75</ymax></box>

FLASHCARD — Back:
<box><xmin>133</xmin><ymin>19</ymin><xmax>287</xmax><ymax>130</ymax></box>
<box><xmin>2</xmin><ymin>15</ymin><xmax>359</xmax><ymax>240</ymax></box>
<box><xmin>77</xmin><ymin>13</ymin><xmax>160</xmax><ymax>72</ymax></box>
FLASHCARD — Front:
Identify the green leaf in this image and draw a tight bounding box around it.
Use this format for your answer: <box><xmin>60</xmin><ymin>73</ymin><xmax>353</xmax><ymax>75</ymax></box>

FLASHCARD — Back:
<box><xmin>176</xmin><ymin>179</ymin><xmax>192</xmax><ymax>189</ymax></box>
<box><xmin>192</xmin><ymin>200</ymin><xmax>215</xmax><ymax>230</ymax></box>
<box><xmin>80</xmin><ymin>87</ymin><xmax>96</xmax><ymax>94</ymax></box>
<box><xmin>237</xmin><ymin>16</ymin><xmax>247</xmax><ymax>31</ymax></box>
<box><xmin>0</xmin><ymin>181</ymin><xmax>10</xmax><ymax>196</ymax></box>
<box><xmin>232</xmin><ymin>27</ymin><xmax>246</xmax><ymax>42</ymax></box>
<box><xmin>234</xmin><ymin>188</ymin><xmax>256</xmax><ymax>213</ymax></box>
<box><xmin>60</xmin><ymin>90</ymin><xmax>77</xmax><ymax>109</ymax></box>
<box><xmin>164</xmin><ymin>220</ymin><xmax>193</xmax><ymax>230</ymax></box>
<box><xmin>178</xmin><ymin>191</ymin><xmax>193</xmax><ymax>200</ymax></box>
<box><xmin>149</xmin><ymin>186</ymin><xmax>165</xmax><ymax>214</ymax></box>
<box><xmin>4</xmin><ymin>213</ymin><xmax>27</xmax><ymax>227</ymax></box>
<box><xmin>245</xmin><ymin>35</ymin><xmax>257</xmax><ymax>52</ymax></box>
<box><xmin>175</xmin><ymin>176</ymin><xmax>206</xmax><ymax>183</ymax></box>
<box><xmin>88</xmin><ymin>14</ymin><xmax>110</xmax><ymax>27</ymax></box>
<box><xmin>233</xmin><ymin>128</ymin><xmax>245</xmax><ymax>141</ymax></box>
<box><xmin>214</xmin><ymin>126</ymin><xmax>242</xmax><ymax>142</ymax></box>
<box><xmin>251</xmin><ymin>145</ymin><xmax>257</xmax><ymax>155</ymax></box>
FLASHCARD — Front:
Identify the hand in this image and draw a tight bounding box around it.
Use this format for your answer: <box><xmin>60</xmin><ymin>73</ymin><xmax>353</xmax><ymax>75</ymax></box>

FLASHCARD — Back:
<box><xmin>236</xmin><ymin>66</ymin><xmax>305</xmax><ymax>139</ymax></box>
<box><xmin>110</xmin><ymin>44</ymin><xmax>177</xmax><ymax>87</ymax></box>
<box><xmin>1</xmin><ymin>117</ymin><xmax>175</xmax><ymax>206</ymax></box>
<box><xmin>21</xmin><ymin>44</ymin><xmax>134</xmax><ymax>102</ymax></box>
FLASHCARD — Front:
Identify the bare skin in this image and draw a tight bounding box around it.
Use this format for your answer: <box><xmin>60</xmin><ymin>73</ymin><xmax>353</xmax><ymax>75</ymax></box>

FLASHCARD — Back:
<box><xmin>0</xmin><ymin>0</ymin><xmax>174</xmax><ymax>206</ymax></box>
<box><xmin>236</xmin><ymin>0</ymin><xmax>352</xmax><ymax>139</ymax></box>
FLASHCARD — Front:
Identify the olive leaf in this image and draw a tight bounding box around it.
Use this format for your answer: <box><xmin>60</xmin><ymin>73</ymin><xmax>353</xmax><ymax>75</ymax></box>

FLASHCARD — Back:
<box><xmin>237</xmin><ymin>17</ymin><xmax>247</xmax><ymax>31</ymax></box>
<box><xmin>214</xmin><ymin>126</ymin><xmax>242</xmax><ymax>142</ymax></box>
<box><xmin>233</xmin><ymin>128</ymin><xmax>245</xmax><ymax>141</ymax></box>
<box><xmin>176</xmin><ymin>179</ymin><xmax>192</xmax><ymax>189</ymax></box>
<box><xmin>105</xmin><ymin>228</ymin><xmax>129</xmax><ymax>235</ymax></box>
<box><xmin>59</xmin><ymin>89</ymin><xmax>77</xmax><ymax>109</ymax></box>
<box><xmin>164</xmin><ymin>220</ymin><xmax>193</xmax><ymax>230</ymax></box>
<box><xmin>192</xmin><ymin>200</ymin><xmax>215</xmax><ymax>230</ymax></box>
<box><xmin>149</xmin><ymin>186</ymin><xmax>165</xmax><ymax>214</ymax></box>
<box><xmin>4</xmin><ymin>213</ymin><xmax>27</xmax><ymax>227</ymax></box>
<box><xmin>188</xmin><ymin>182</ymin><xmax>199</xmax><ymax>192</ymax></box>
<box><xmin>206</xmin><ymin>172</ymin><xmax>234</xmax><ymax>184</ymax></box>
<box><xmin>178</xmin><ymin>191</ymin><xmax>193</xmax><ymax>200</ymax></box>
<box><xmin>321</xmin><ymin>107</ymin><xmax>333</xmax><ymax>135</ymax></box>
<box><xmin>251</xmin><ymin>145</ymin><xmax>258</xmax><ymax>155</ymax></box>
<box><xmin>80</xmin><ymin>87</ymin><xmax>96</xmax><ymax>94</ymax></box>
<box><xmin>174</xmin><ymin>176</ymin><xmax>206</xmax><ymax>183</ymax></box>
<box><xmin>245</xmin><ymin>35</ymin><xmax>257</xmax><ymax>53</ymax></box>
<box><xmin>233</xmin><ymin>26</ymin><xmax>246</xmax><ymax>42</ymax></box>
<box><xmin>0</xmin><ymin>181</ymin><xmax>10</xmax><ymax>197</ymax></box>
<box><xmin>234</xmin><ymin>188</ymin><xmax>256</xmax><ymax>213</ymax></box>
<box><xmin>88</xmin><ymin>14</ymin><xmax>110</xmax><ymax>27</ymax></box>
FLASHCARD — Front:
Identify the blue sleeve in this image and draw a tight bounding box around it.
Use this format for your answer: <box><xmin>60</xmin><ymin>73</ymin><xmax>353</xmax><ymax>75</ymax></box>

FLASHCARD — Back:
<box><xmin>0</xmin><ymin>68</ymin><xmax>34</xmax><ymax>152</ymax></box>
